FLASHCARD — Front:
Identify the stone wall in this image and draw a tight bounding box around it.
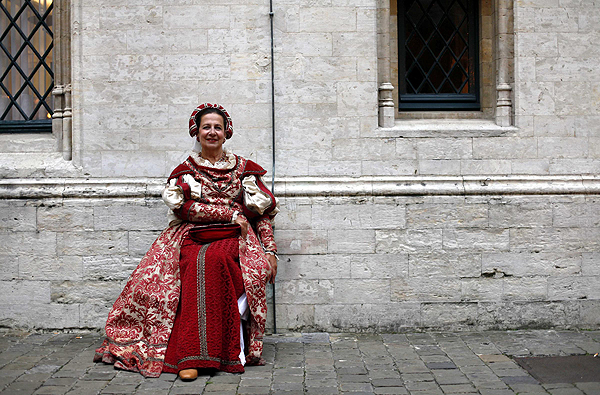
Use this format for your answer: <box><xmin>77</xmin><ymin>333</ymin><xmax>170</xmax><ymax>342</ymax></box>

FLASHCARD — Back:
<box><xmin>1</xmin><ymin>0</ymin><xmax>600</xmax><ymax>331</ymax></box>
<box><xmin>1</xmin><ymin>178</ymin><xmax>600</xmax><ymax>331</ymax></box>
<box><xmin>277</xmin><ymin>191</ymin><xmax>600</xmax><ymax>331</ymax></box>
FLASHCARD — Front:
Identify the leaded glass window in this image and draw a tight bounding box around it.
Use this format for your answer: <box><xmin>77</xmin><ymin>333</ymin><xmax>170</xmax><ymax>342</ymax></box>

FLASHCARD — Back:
<box><xmin>0</xmin><ymin>0</ymin><xmax>53</xmax><ymax>132</ymax></box>
<box><xmin>398</xmin><ymin>0</ymin><xmax>479</xmax><ymax>110</ymax></box>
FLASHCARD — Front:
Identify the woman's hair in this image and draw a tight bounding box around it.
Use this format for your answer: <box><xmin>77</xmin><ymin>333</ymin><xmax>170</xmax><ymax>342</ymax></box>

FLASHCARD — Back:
<box><xmin>194</xmin><ymin>107</ymin><xmax>226</xmax><ymax>128</ymax></box>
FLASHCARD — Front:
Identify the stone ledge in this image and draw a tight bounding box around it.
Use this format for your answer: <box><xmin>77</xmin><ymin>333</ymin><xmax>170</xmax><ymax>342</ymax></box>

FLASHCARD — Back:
<box><xmin>1</xmin><ymin>175</ymin><xmax>600</xmax><ymax>199</ymax></box>
<box><xmin>0</xmin><ymin>132</ymin><xmax>57</xmax><ymax>153</ymax></box>
<box><xmin>373</xmin><ymin>119</ymin><xmax>518</xmax><ymax>138</ymax></box>
<box><xmin>0</xmin><ymin>153</ymin><xmax>82</xmax><ymax>178</ymax></box>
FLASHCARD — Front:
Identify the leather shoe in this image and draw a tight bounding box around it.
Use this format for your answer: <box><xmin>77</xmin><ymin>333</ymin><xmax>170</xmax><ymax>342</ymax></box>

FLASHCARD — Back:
<box><xmin>178</xmin><ymin>369</ymin><xmax>198</xmax><ymax>380</ymax></box>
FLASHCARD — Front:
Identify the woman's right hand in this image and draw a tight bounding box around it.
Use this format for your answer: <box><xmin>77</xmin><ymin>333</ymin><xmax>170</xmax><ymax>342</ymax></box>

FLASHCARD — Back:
<box><xmin>234</xmin><ymin>214</ymin><xmax>249</xmax><ymax>240</ymax></box>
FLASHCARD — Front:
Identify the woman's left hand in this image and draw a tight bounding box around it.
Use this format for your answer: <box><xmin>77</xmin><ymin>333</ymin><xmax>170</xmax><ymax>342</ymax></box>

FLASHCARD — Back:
<box><xmin>266</xmin><ymin>254</ymin><xmax>278</xmax><ymax>284</ymax></box>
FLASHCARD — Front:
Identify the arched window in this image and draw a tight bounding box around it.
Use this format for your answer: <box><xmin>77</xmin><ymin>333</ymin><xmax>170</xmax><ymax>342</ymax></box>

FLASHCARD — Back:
<box><xmin>0</xmin><ymin>0</ymin><xmax>54</xmax><ymax>132</ymax></box>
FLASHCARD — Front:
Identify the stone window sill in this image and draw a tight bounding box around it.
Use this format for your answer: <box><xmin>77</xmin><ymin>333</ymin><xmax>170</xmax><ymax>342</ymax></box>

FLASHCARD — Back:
<box><xmin>373</xmin><ymin>119</ymin><xmax>518</xmax><ymax>138</ymax></box>
<box><xmin>0</xmin><ymin>133</ymin><xmax>80</xmax><ymax>178</ymax></box>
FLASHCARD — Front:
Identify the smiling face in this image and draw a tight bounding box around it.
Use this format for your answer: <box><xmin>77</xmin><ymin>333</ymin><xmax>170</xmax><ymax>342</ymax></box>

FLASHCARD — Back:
<box><xmin>197</xmin><ymin>112</ymin><xmax>226</xmax><ymax>154</ymax></box>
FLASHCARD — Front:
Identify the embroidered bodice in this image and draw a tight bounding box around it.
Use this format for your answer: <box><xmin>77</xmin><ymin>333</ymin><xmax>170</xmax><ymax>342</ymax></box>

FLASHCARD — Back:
<box><xmin>162</xmin><ymin>151</ymin><xmax>278</xmax><ymax>253</ymax></box>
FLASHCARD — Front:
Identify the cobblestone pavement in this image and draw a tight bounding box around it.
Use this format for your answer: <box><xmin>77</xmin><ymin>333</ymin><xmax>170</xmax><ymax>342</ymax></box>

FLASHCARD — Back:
<box><xmin>0</xmin><ymin>330</ymin><xmax>599</xmax><ymax>395</ymax></box>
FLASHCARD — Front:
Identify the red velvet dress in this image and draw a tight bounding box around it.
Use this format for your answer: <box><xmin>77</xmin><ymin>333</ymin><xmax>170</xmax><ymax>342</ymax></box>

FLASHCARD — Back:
<box><xmin>162</xmin><ymin>236</ymin><xmax>245</xmax><ymax>373</ymax></box>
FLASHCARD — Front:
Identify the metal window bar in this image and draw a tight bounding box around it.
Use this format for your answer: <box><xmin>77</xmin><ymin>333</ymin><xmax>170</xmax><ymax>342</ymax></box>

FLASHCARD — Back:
<box><xmin>398</xmin><ymin>0</ymin><xmax>479</xmax><ymax>110</ymax></box>
<box><xmin>0</xmin><ymin>0</ymin><xmax>53</xmax><ymax>132</ymax></box>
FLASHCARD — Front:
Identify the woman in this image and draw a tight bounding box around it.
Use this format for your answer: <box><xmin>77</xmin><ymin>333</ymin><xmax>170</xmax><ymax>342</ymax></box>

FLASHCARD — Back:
<box><xmin>94</xmin><ymin>103</ymin><xmax>278</xmax><ymax>380</ymax></box>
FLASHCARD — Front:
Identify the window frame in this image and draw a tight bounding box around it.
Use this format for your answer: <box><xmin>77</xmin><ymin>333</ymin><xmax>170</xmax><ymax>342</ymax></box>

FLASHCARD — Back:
<box><xmin>0</xmin><ymin>0</ymin><xmax>54</xmax><ymax>133</ymax></box>
<box><xmin>397</xmin><ymin>0</ymin><xmax>480</xmax><ymax>111</ymax></box>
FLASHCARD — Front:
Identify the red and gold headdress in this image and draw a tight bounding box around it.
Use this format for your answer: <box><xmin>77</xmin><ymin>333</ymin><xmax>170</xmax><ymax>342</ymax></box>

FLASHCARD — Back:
<box><xmin>188</xmin><ymin>103</ymin><xmax>233</xmax><ymax>139</ymax></box>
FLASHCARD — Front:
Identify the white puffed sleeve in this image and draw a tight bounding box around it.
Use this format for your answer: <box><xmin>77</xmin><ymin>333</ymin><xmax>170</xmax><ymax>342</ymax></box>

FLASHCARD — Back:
<box><xmin>242</xmin><ymin>175</ymin><xmax>279</xmax><ymax>216</ymax></box>
<box><xmin>162</xmin><ymin>178</ymin><xmax>184</xmax><ymax>210</ymax></box>
<box><xmin>182</xmin><ymin>174</ymin><xmax>203</xmax><ymax>200</ymax></box>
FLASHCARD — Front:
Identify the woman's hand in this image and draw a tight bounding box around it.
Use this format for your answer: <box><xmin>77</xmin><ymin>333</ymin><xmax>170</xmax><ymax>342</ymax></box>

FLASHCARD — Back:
<box><xmin>234</xmin><ymin>214</ymin><xmax>249</xmax><ymax>239</ymax></box>
<box><xmin>266</xmin><ymin>254</ymin><xmax>278</xmax><ymax>284</ymax></box>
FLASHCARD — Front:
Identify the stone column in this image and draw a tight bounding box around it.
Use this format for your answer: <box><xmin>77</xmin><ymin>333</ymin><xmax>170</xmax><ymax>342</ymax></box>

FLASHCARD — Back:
<box><xmin>51</xmin><ymin>0</ymin><xmax>72</xmax><ymax>160</ymax></box>
<box><xmin>495</xmin><ymin>0</ymin><xmax>513</xmax><ymax>127</ymax></box>
<box><xmin>378</xmin><ymin>0</ymin><xmax>395</xmax><ymax>128</ymax></box>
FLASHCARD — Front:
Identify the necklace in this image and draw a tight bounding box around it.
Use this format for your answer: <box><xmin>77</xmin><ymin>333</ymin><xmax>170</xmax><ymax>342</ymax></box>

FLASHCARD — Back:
<box><xmin>200</xmin><ymin>151</ymin><xmax>226</xmax><ymax>164</ymax></box>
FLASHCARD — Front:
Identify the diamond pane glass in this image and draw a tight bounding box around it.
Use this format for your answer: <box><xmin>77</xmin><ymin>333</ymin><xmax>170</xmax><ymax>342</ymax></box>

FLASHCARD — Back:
<box><xmin>400</xmin><ymin>0</ymin><xmax>477</xmax><ymax>102</ymax></box>
<box><xmin>0</xmin><ymin>0</ymin><xmax>53</xmax><ymax>121</ymax></box>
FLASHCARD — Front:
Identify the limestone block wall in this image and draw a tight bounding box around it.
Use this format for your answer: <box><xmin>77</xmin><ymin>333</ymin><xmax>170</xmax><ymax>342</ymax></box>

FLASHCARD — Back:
<box><xmin>512</xmin><ymin>0</ymin><xmax>600</xmax><ymax>174</ymax></box>
<box><xmin>276</xmin><ymin>191</ymin><xmax>600</xmax><ymax>331</ymax></box>
<box><xmin>69</xmin><ymin>0</ymin><xmax>379</xmax><ymax>178</ymax></box>
<box><xmin>2</xmin><ymin>0</ymin><xmax>600</xmax><ymax>332</ymax></box>
<box><xmin>1</xmin><ymin>180</ymin><xmax>600</xmax><ymax>331</ymax></box>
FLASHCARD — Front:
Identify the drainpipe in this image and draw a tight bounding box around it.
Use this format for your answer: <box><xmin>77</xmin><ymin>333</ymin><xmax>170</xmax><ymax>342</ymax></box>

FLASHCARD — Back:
<box><xmin>269</xmin><ymin>0</ymin><xmax>277</xmax><ymax>334</ymax></box>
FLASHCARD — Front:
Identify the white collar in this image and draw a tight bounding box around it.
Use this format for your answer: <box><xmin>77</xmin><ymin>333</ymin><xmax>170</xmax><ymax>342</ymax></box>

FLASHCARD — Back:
<box><xmin>190</xmin><ymin>149</ymin><xmax>236</xmax><ymax>170</ymax></box>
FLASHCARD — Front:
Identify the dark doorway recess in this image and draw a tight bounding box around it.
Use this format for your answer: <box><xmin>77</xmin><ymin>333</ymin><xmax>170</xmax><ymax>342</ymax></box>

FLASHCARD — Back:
<box><xmin>514</xmin><ymin>355</ymin><xmax>600</xmax><ymax>384</ymax></box>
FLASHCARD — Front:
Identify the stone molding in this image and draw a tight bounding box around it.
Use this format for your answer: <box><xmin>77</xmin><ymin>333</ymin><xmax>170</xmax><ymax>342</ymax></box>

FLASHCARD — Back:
<box><xmin>2</xmin><ymin>176</ymin><xmax>600</xmax><ymax>200</ymax></box>
<box><xmin>51</xmin><ymin>0</ymin><xmax>72</xmax><ymax>160</ymax></box>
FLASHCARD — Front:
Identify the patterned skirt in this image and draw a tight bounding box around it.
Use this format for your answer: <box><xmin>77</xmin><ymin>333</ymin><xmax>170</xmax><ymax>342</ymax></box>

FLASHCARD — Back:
<box><xmin>162</xmin><ymin>236</ymin><xmax>246</xmax><ymax>374</ymax></box>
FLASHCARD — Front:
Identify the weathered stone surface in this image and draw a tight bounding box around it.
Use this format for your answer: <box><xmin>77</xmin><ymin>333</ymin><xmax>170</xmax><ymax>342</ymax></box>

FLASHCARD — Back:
<box><xmin>0</xmin><ymin>304</ymin><xmax>80</xmax><ymax>329</ymax></box>
<box><xmin>460</xmin><ymin>160</ymin><xmax>512</xmax><ymax>175</ymax></box>
<box><xmin>275</xmin><ymin>304</ymin><xmax>315</xmax><ymax>331</ymax></box>
<box><xmin>579</xmin><ymin>300</ymin><xmax>600</xmax><ymax>326</ymax></box>
<box><xmin>443</xmin><ymin>229</ymin><xmax>509</xmax><ymax>251</ymax></box>
<box><xmin>510</xmin><ymin>227</ymin><xmax>600</xmax><ymax>251</ymax></box>
<box><xmin>582</xmin><ymin>252</ymin><xmax>600</xmax><ymax>276</ymax></box>
<box><xmin>93</xmin><ymin>204</ymin><xmax>168</xmax><ymax>231</ymax></box>
<box><xmin>482</xmin><ymin>251</ymin><xmax>582</xmax><ymax>277</ymax></box>
<box><xmin>376</xmin><ymin>229</ymin><xmax>443</xmax><ymax>253</ymax></box>
<box><xmin>538</xmin><ymin>138</ymin><xmax>588</xmax><ymax>159</ymax></box>
<box><xmin>421</xmin><ymin>303</ymin><xmax>478</xmax><ymax>329</ymax></box>
<box><xmin>51</xmin><ymin>281</ymin><xmax>124</xmax><ymax>305</ymax></box>
<box><xmin>37</xmin><ymin>205</ymin><xmax>95</xmax><ymax>232</ymax></box>
<box><xmin>333</xmin><ymin>138</ymin><xmax>396</xmax><ymax>161</ymax></box>
<box><xmin>333</xmin><ymin>279</ymin><xmax>390</xmax><ymax>304</ymax></box>
<box><xmin>391</xmin><ymin>278</ymin><xmax>461</xmax><ymax>302</ymax></box>
<box><xmin>362</xmin><ymin>160</ymin><xmax>419</xmax><ymax>176</ymax></box>
<box><xmin>477</xmin><ymin>301</ymin><xmax>580</xmax><ymax>329</ymax></box>
<box><xmin>409</xmin><ymin>253</ymin><xmax>481</xmax><ymax>278</ymax></box>
<box><xmin>128</xmin><ymin>231</ymin><xmax>162</xmax><ymax>256</ymax></box>
<box><xmin>472</xmin><ymin>138</ymin><xmax>537</xmax><ymax>160</ymax></box>
<box><xmin>547</xmin><ymin>277</ymin><xmax>600</xmax><ymax>301</ymax></box>
<box><xmin>461</xmin><ymin>279</ymin><xmax>503</xmax><ymax>302</ymax></box>
<box><xmin>281</xmin><ymin>33</ymin><xmax>333</xmax><ymax>56</ymax></box>
<box><xmin>406</xmin><ymin>204</ymin><xmax>488</xmax><ymax>229</ymax></box>
<box><xmin>0</xmin><ymin>206</ymin><xmax>36</xmax><ymax>232</ymax></box>
<box><xmin>0</xmin><ymin>281</ymin><xmax>51</xmax><ymax>304</ymax></box>
<box><xmin>299</xmin><ymin>7</ymin><xmax>357</xmax><ymax>32</ymax></box>
<box><xmin>416</xmin><ymin>139</ymin><xmax>472</xmax><ymax>160</ymax></box>
<box><xmin>0</xmin><ymin>231</ymin><xmax>56</xmax><ymax>256</ymax></box>
<box><xmin>275</xmin><ymin>230</ymin><xmax>328</xmax><ymax>255</ymax></box>
<box><xmin>328</xmin><ymin>229</ymin><xmax>375</xmax><ymax>253</ymax></box>
<box><xmin>488</xmin><ymin>203</ymin><xmax>552</xmax><ymax>228</ymax></box>
<box><xmin>350</xmin><ymin>253</ymin><xmax>408</xmax><ymax>279</ymax></box>
<box><xmin>82</xmin><ymin>255</ymin><xmax>138</xmax><ymax>281</ymax></box>
<box><xmin>314</xmin><ymin>303</ymin><xmax>421</xmax><ymax>332</ymax></box>
<box><xmin>276</xmin><ymin>201</ymin><xmax>313</xmax><ymax>230</ymax></box>
<box><xmin>313</xmin><ymin>202</ymin><xmax>405</xmax><ymax>230</ymax></box>
<box><xmin>503</xmin><ymin>277</ymin><xmax>548</xmax><ymax>301</ymax></box>
<box><xmin>278</xmin><ymin>254</ymin><xmax>352</xmax><ymax>281</ymax></box>
<box><xmin>276</xmin><ymin>279</ymin><xmax>334</xmax><ymax>304</ymax></box>
<box><xmin>0</xmin><ymin>255</ymin><xmax>18</xmax><ymax>280</ymax></box>
<box><xmin>19</xmin><ymin>256</ymin><xmax>83</xmax><ymax>281</ymax></box>
<box><xmin>57</xmin><ymin>231</ymin><xmax>128</xmax><ymax>256</ymax></box>
<box><xmin>419</xmin><ymin>160</ymin><xmax>462</xmax><ymax>175</ymax></box>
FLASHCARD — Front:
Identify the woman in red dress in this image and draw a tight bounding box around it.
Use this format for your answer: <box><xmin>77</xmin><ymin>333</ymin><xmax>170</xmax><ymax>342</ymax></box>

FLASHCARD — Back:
<box><xmin>94</xmin><ymin>104</ymin><xmax>279</xmax><ymax>380</ymax></box>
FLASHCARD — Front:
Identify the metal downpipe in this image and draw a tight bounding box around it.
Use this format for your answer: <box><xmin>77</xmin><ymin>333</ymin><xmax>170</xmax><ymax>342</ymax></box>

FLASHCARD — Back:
<box><xmin>269</xmin><ymin>0</ymin><xmax>277</xmax><ymax>334</ymax></box>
